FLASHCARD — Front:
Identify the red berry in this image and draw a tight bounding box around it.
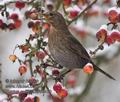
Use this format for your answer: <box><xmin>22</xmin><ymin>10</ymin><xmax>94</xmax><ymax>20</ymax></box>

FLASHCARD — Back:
<box><xmin>106</xmin><ymin>35</ymin><xmax>114</xmax><ymax>45</ymax></box>
<box><xmin>118</xmin><ymin>14</ymin><xmax>120</xmax><ymax>22</ymax></box>
<box><xmin>9</xmin><ymin>13</ymin><xmax>18</xmax><ymax>20</ymax></box>
<box><xmin>103</xmin><ymin>0</ymin><xmax>111</xmax><ymax>4</ymax></box>
<box><xmin>0</xmin><ymin>19</ymin><xmax>3</xmax><ymax>28</ymax></box>
<box><xmin>29</xmin><ymin>12</ymin><xmax>38</xmax><ymax>20</ymax></box>
<box><xmin>15</xmin><ymin>1</ymin><xmax>25</xmax><ymax>9</ymax></box>
<box><xmin>53</xmin><ymin>83</ymin><xmax>62</xmax><ymax>93</ymax></box>
<box><xmin>28</xmin><ymin>77</ymin><xmax>37</xmax><ymax>87</ymax></box>
<box><xmin>83</xmin><ymin>63</ymin><xmax>94</xmax><ymax>74</ymax></box>
<box><xmin>96</xmin><ymin>29</ymin><xmax>107</xmax><ymax>41</ymax></box>
<box><xmin>36</xmin><ymin>51</ymin><xmax>46</xmax><ymax>59</ymax></box>
<box><xmin>8</xmin><ymin>23</ymin><xmax>16</xmax><ymax>30</ymax></box>
<box><xmin>24</xmin><ymin>97</ymin><xmax>34</xmax><ymax>102</ymax></box>
<box><xmin>14</xmin><ymin>19</ymin><xmax>22</xmax><ymax>29</ymax></box>
<box><xmin>110</xmin><ymin>31</ymin><xmax>120</xmax><ymax>42</ymax></box>
<box><xmin>52</xmin><ymin>69</ymin><xmax>60</xmax><ymax>76</ymax></box>
<box><xmin>28</xmin><ymin>21</ymin><xmax>34</xmax><ymax>28</ymax></box>
<box><xmin>43</xmin><ymin>23</ymin><xmax>50</xmax><ymax>31</ymax></box>
<box><xmin>19</xmin><ymin>91</ymin><xmax>28</xmax><ymax>101</ymax></box>
<box><xmin>69</xmin><ymin>10</ymin><xmax>79</xmax><ymax>19</ymax></box>
<box><xmin>18</xmin><ymin>65</ymin><xmax>27</xmax><ymax>76</ymax></box>
<box><xmin>67</xmin><ymin>75</ymin><xmax>76</xmax><ymax>86</ymax></box>
<box><xmin>108</xmin><ymin>9</ymin><xmax>119</xmax><ymax>23</ymax></box>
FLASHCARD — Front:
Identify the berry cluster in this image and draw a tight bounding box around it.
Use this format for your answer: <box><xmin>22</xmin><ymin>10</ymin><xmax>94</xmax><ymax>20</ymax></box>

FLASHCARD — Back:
<box><xmin>0</xmin><ymin>1</ymin><xmax>26</xmax><ymax>31</ymax></box>
<box><xmin>96</xmin><ymin>25</ymin><xmax>120</xmax><ymax>46</ymax></box>
<box><xmin>53</xmin><ymin>82</ymin><xmax>68</xmax><ymax>98</ymax></box>
<box><xmin>0</xmin><ymin>13</ymin><xmax>22</xmax><ymax>30</ymax></box>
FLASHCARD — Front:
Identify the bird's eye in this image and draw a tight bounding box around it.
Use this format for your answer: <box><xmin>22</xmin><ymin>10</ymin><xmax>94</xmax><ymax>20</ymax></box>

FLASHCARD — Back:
<box><xmin>49</xmin><ymin>13</ymin><xmax>53</xmax><ymax>16</ymax></box>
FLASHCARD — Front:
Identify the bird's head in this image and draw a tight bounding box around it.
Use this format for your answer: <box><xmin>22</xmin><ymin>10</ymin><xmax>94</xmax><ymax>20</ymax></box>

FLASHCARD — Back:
<box><xmin>43</xmin><ymin>11</ymin><xmax>67</xmax><ymax>29</ymax></box>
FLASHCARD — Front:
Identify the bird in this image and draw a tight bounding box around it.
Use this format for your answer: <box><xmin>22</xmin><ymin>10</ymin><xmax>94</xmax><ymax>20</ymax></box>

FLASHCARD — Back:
<box><xmin>43</xmin><ymin>11</ymin><xmax>115</xmax><ymax>80</ymax></box>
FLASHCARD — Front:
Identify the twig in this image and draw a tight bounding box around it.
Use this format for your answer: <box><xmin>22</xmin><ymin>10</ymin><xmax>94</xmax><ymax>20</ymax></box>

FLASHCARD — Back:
<box><xmin>68</xmin><ymin>0</ymin><xmax>97</xmax><ymax>25</ymax></box>
<box><xmin>29</xmin><ymin>56</ymin><xmax>34</xmax><ymax>77</ymax></box>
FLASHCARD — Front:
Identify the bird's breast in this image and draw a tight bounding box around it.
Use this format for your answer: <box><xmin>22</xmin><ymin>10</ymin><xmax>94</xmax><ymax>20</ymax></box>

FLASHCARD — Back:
<box><xmin>48</xmin><ymin>29</ymin><xmax>82</xmax><ymax>68</ymax></box>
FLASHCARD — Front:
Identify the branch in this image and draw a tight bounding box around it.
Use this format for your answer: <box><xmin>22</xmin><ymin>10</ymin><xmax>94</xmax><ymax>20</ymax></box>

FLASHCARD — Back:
<box><xmin>68</xmin><ymin>0</ymin><xmax>97</xmax><ymax>25</ymax></box>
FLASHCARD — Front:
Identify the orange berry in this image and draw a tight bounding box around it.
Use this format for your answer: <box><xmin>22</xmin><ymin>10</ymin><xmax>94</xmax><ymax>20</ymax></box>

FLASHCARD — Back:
<box><xmin>19</xmin><ymin>45</ymin><xmax>29</xmax><ymax>53</ymax></box>
<box><xmin>9</xmin><ymin>55</ymin><xmax>17</xmax><ymax>62</ymax></box>
<box><xmin>83</xmin><ymin>63</ymin><xmax>94</xmax><ymax>74</ymax></box>
<box><xmin>57</xmin><ymin>88</ymin><xmax>68</xmax><ymax>98</ymax></box>
<box><xmin>32</xmin><ymin>25</ymin><xmax>40</xmax><ymax>33</ymax></box>
<box><xmin>106</xmin><ymin>36</ymin><xmax>114</xmax><ymax>45</ymax></box>
<box><xmin>110</xmin><ymin>31</ymin><xmax>120</xmax><ymax>42</ymax></box>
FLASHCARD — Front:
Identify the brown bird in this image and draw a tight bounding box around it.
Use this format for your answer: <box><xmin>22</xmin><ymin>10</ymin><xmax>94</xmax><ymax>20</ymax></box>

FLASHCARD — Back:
<box><xmin>43</xmin><ymin>11</ymin><xmax>115</xmax><ymax>80</ymax></box>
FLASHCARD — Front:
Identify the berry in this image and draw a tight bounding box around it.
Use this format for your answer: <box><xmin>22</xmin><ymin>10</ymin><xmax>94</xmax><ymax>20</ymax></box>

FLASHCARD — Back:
<box><xmin>32</xmin><ymin>24</ymin><xmax>40</xmax><ymax>33</ymax></box>
<box><xmin>83</xmin><ymin>63</ymin><xmax>94</xmax><ymax>74</ymax></box>
<box><xmin>108</xmin><ymin>9</ymin><xmax>119</xmax><ymax>23</ymax></box>
<box><xmin>14</xmin><ymin>19</ymin><xmax>22</xmax><ymax>29</ymax></box>
<box><xmin>53</xmin><ymin>83</ymin><xmax>62</xmax><ymax>93</ymax></box>
<box><xmin>0</xmin><ymin>19</ymin><xmax>4</xmax><ymax>28</ymax></box>
<box><xmin>19</xmin><ymin>91</ymin><xmax>28</xmax><ymax>101</ymax></box>
<box><xmin>52</xmin><ymin>69</ymin><xmax>60</xmax><ymax>76</ymax></box>
<box><xmin>57</xmin><ymin>88</ymin><xmax>68</xmax><ymax>98</ymax></box>
<box><xmin>36</xmin><ymin>51</ymin><xmax>46</xmax><ymax>59</ymax></box>
<box><xmin>69</xmin><ymin>10</ymin><xmax>79</xmax><ymax>19</ymax></box>
<box><xmin>9</xmin><ymin>13</ymin><xmax>18</xmax><ymax>20</ymax></box>
<box><xmin>15</xmin><ymin>1</ymin><xmax>25</xmax><ymax>9</ymax></box>
<box><xmin>67</xmin><ymin>75</ymin><xmax>76</xmax><ymax>86</ymax></box>
<box><xmin>9</xmin><ymin>55</ymin><xmax>17</xmax><ymax>62</ymax></box>
<box><xmin>18</xmin><ymin>65</ymin><xmax>27</xmax><ymax>76</ymax></box>
<box><xmin>28</xmin><ymin>77</ymin><xmax>37</xmax><ymax>87</ymax></box>
<box><xmin>28</xmin><ymin>21</ymin><xmax>34</xmax><ymax>28</ymax></box>
<box><xmin>96</xmin><ymin>29</ymin><xmax>108</xmax><ymax>41</ymax></box>
<box><xmin>110</xmin><ymin>31</ymin><xmax>120</xmax><ymax>42</ymax></box>
<box><xmin>43</xmin><ymin>23</ymin><xmax>50</xmax><ymax>31</ymax></box>
<box><xmin>29</xmin><ymin>12</ymin><xmax>38</xmax><ymax>20</ymax></box>
<box><xmin>24</xmin><ymin>97</ymin><xmax>34</xmax><ymax>102</ymax></box>
<box><xmin>19</xmin><ymin>45</ymin><xmax>30</xmax><ymax>53</ymax></box>
<box><xmin>1</xmin><ymin>23</ymin><xmax>8</xmax><ymax>30</ymax></box>
<box><xmin>8</xmin><ymin>23</ymin><xmax>16</xmax><ymax>30</ymax></box>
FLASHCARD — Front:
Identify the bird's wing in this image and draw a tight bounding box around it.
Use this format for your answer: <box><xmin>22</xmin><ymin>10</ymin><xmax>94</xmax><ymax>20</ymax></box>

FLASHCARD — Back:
<box><xmin>66</xmin><ymin>33</ymin><xmax>91</xmax><ymax>61</ymax></box>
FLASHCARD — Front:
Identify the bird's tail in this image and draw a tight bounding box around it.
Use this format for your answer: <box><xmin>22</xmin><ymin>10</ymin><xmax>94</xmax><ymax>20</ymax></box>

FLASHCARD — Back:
<box><xmin>93</xmin><ymin>64</ymin><xmax>115</xmax><ymax>80</ymax></box>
